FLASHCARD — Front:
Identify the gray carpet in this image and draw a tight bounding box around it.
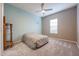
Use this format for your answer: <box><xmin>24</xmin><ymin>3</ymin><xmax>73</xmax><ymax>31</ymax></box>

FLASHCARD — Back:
<box><xmin>2</xmin><ymin>38</ymin><xmax>79</xmax><ymax>56</ymax></box>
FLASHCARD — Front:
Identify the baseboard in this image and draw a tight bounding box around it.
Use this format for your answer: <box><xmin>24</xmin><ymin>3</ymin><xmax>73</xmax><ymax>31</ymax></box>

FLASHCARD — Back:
<box><xmin>61</xmin><ymin>39</ymin><xmax>77</xmax><ymax>44</ymax></box>
<box><xmin>77</xmin><ymin>43</ymin><xmax>79</xmax><ymax>48</ymax></box>
<box><xmin>51</xmin><ymin>38</ymin><xmax>77</xmax><ymax>44</ymax></box>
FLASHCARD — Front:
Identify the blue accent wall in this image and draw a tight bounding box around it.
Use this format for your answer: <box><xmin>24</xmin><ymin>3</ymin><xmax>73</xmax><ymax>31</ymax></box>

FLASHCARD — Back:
<box><xmin>4</xmin><ymin>4</ymin><xmax>42</xmax><ymax>40</ymax></box>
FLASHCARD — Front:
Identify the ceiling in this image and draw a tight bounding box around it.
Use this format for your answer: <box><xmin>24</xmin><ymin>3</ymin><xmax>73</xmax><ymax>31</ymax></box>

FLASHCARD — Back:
<box><xmin>10</xmin><ymin>3</ymin><xmax>77</xmax><ymax>17</ymax></box>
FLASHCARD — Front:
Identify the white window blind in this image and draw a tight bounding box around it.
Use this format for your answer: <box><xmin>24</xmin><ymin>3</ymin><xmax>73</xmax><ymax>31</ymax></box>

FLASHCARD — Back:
<box><xmin>50</xmin><ymin>18</ymin><xmax>58</xmax><ymax>34</ymax></box>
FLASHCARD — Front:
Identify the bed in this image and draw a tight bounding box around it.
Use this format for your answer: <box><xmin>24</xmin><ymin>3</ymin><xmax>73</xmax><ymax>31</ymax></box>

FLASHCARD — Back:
<box><xmin>22</xmin><ymin>33</ymin><xmax>48</xmax><ymax>49</ymax></box>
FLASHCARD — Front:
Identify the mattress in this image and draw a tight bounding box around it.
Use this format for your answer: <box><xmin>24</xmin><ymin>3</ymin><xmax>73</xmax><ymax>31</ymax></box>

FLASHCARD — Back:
<box><xmin>22</xmin><ymin>33</ymin><xmax>48</xmax><ymax>49</ymax></box>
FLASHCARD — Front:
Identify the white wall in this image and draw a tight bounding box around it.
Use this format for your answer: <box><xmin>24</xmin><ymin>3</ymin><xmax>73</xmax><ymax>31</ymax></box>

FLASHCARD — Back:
<box><xmin>4</xmin><ymin>4</ymin><xmax>42</xmax><ymax>41</ymax></box>
<box><xmin>77</xmin><ymin>4</ymin><xmax>79</xmax><ymax>47</ymax></box>
<box><xmin>0</xmin><ymin>4</ymin><xmax>2</xmax><ymax>49</ymax></box>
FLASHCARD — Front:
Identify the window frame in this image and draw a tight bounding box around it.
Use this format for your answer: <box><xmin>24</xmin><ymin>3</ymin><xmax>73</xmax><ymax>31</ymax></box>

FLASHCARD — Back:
<box><xmin>50</xmin><ymin>18</ymin><xmax>58</xmax><ymax>34</ymax></box>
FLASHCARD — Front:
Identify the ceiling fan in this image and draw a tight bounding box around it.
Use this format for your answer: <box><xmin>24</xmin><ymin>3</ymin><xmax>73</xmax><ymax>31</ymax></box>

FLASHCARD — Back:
<box><xmin>36</xmin><ymin>3</ymin><xmax>53</xmax><ymax>14</ymax></box>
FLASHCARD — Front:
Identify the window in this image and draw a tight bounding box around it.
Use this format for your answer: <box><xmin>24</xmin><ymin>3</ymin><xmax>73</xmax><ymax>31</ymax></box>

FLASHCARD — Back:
<box><xmin>50</xmin><ymin>18</ymin><xmax>58</xmax><ymax>34</ymax></box>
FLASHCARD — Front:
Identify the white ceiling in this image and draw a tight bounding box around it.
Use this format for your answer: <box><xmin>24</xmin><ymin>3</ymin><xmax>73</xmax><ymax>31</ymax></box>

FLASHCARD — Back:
<box><xmin>10</xmin><ymin>3</ymin><xmax>77</xmax><ymax>17</ymax></box>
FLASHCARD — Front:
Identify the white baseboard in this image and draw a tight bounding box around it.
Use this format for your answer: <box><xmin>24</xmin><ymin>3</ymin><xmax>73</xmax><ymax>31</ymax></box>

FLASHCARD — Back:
<box><xmin>77</xmin><ymin>43</ymin><xmax>79</xmax><ymax>48</ymax></box>
<box><xmin>50</xmin><ymin>37</ymin><xmax>77</xmax><ymax>44</ymax></box>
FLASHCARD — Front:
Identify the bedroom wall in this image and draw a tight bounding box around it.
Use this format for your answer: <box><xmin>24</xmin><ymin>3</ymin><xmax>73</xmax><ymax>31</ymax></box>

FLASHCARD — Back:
<box><xmin>4</xmin><ymin>4</ymin><xmax>42</xmax><ymax>41</ymax></box>
<box><xmin>0</xmin><ymin>3</ymin><xmax>2</xmax><ymax>49</ymax></box>
<box><xmin>42</xmin><ymin>7</ymin><xmax>77</xmax><ymax>42</ymax></box>
<box><xmin>77</xmin><ymin>4</ymin><xmax>79</xmax><ymax>47</ymax></box>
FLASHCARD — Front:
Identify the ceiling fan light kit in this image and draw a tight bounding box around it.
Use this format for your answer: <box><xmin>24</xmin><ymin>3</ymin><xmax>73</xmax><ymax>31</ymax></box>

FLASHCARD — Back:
<box><xmin>41</xmin><ymin>10</ymin><xmax>45</xmax><ymax>13</ymax></box>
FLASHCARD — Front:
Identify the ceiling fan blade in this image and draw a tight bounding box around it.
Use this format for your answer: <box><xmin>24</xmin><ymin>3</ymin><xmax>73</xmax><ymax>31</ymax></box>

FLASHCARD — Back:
<box><xmin>44</xmin><ymin>9</ymin><xmax>53</xmax><ymax>11</ymax></box>
<box><xmin>35</xmin><ymin>10</ymin><xmax>42</xmax><ymax>12</ymax></box>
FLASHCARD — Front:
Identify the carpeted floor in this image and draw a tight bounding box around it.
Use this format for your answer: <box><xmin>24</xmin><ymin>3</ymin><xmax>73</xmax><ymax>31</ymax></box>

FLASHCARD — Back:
<box><xmin>0</xmin><ymin>49</ymin><xmax>1</xmax><ymax>56</ymax></box>
<box><xmin>2</xmin><ymin>38</ymin><xmax>79</xmax><ymax>56</ymax></box>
